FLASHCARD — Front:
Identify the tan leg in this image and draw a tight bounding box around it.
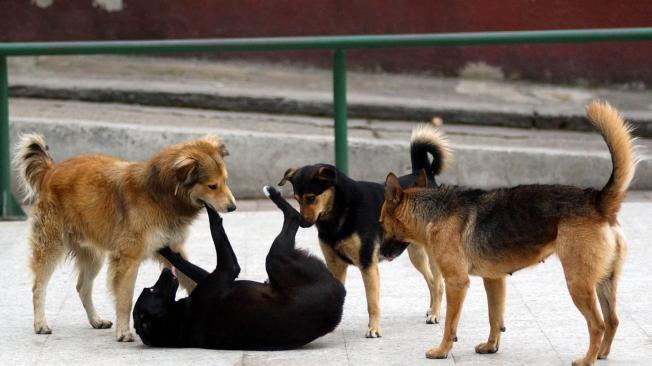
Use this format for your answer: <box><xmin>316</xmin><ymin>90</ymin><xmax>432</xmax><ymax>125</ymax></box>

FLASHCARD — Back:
<box><xmin>29</xmin><ymin>219</ymin><xmax>65</xmax><ymax>335</ymax></box>
<box><xmin>361</xmin><ymin>263</ymin><xmax>382</xmax><ymax>338</ymax></box>
<box><xmin>319</xmin><ymin>241</ymin><xmax>348</xmax><ymax>284</ymax></box>
<box><xmin>157</xmin><ymin>243</ymin><xmax>196</xmax><ymax>294</ymax></box>
<box><xmin>596</xmin><ymin>277</ymin><xmax>618</xmax><ymax>360</ymax></box>
<box><xmin>108</xmin><ymin>252</ymin><xmax>141</xmax><ymax>342</ymax></box>
<box><xmin>426</xmin><ymin>273</ymin><xmax>469</xmax><ymax>359</ymax></box>
<box><xmin>74</xmin><ymin>246</ymin><xmax>112</xmax><ymax>329</ymax></box>
<box><xmin>407</xmin><ymin>244</ymin><xmax>443</xmax><ymax>324</ymax></box>
<box><xmin>598</xmin><ymin>234</ymin><xmax>625</xmax><ymax>359</ymax></box>
<box><xmin>475</xmin><ymin>277</ymin><xmax>506</xmax><ymax>354</ymax></box>
<box><xmin>564</xmin><ymin>276</ymin><xmax>605</xmax><ymax>366</ymax></box>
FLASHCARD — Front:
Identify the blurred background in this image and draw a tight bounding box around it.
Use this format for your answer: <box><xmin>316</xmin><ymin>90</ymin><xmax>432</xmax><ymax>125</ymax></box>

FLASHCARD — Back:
<box><xmin>2</xmin><ymin>0</ymin><xmax>652</xmax><ymax>199</ymax></box>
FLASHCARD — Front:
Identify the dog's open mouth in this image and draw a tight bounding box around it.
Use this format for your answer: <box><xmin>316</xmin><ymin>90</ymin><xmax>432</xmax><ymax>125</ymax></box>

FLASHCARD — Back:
<box><xmin>171</xmin><ymin>266</ymin><xmax>178</xmax><ymax>280</ymax></box>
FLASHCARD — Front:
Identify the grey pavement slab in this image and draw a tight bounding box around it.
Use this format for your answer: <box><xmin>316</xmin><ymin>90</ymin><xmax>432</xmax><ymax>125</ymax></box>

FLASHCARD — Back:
<box><xmin>7</xmin><ymin>56</ymin><xmax>652</xmax><ymax>137</ymax></box>
<box><xmin>1</xmin><ymin>200</ymin><xmax>651</xmax><ymax>365</ymax></box>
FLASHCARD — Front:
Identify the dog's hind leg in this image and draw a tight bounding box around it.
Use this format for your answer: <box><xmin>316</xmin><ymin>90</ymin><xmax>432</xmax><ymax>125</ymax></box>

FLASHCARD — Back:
<box><xmin>597</xmin><ymin>228</ymin><xmax>626</xmax><ymax>360</ymax></box>
<box><xmin>29</xmin><ymin>213</ymin><xmax>65</xmax><ymax>335</ymax></box>
<box><xmin>74</xmin><ymin>245</ymin><xmax>112</xmax><ymax>329</ymax></box>
<box><xmin>475</xmin><ymin>276</ymin><xmax>506</xmax><ymax>354</ymax></box>
<box><xmin>263</xmin><ymin>186</ymin><xmax>302</xmax><ymax>255</ymax></box>
<box><xmin>262</xmin><ymin>186</ymin><xmax>306</xmax><ymax>286</ymax></box>
<box><xmin>407</xmin><ymin>244</ymin><xmax>442</xmax><ymax>324</ymax></box>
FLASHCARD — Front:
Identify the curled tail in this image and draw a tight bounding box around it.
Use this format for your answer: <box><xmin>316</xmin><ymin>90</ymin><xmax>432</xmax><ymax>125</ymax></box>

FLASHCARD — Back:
<box><xmin>13</xmin><ymin>134</ymin><xmax>53</xmax><ymax>201</ymax></box>
<box><xmin>410</xmin><ymin>123</ymin><xmax>452</xmax><ymax>182</ymax></box>
<box><xmin>585</xmin><ymin>101</ymin><xmax>637</xmax><ymax>219</ymax></box>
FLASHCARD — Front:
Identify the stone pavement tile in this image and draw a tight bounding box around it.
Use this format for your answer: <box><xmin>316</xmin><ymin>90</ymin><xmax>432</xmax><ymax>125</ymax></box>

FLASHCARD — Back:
<box><xmin>241</xmin><ymin>332</ymin><xmax>348</xmax><ymax>366</ymax></box>
<box><xmin>1</xmin><ymin>203</ymin><xmax>651</xmax><ymax>365</ymax></box>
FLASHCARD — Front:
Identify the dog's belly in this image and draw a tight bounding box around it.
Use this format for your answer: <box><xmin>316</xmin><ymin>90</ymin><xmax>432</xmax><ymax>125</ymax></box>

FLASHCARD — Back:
<box><xmin>466</xmin><ymin>241</ymin><xmax>556</xmax><ymax>278</ymax></box>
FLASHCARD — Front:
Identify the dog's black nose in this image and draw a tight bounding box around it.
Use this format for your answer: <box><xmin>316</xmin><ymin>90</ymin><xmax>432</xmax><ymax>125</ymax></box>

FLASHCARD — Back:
<box><xmin>227</xmin><ymin>205</ymin><xmax>237</xmax><ymax>212</ymax></box>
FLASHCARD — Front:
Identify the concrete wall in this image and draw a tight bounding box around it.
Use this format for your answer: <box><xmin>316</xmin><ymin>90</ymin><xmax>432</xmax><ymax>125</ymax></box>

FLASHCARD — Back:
<box><xmin>2</xmin><ymin>1</ymin><xmax>652</xmax><ymax>84</ymax></box>
<box><xmin>8</xmin><ymin>117</ymin><xmax>651</xmax><ymax>200</ymax></box>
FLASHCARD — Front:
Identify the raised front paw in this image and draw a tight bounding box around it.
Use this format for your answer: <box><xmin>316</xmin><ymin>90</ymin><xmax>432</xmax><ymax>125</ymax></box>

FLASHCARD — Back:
<box><xmin>426</xmin><ymin>346</ymin><xmax>449</xmax><ymax>359</ymax></box>
<box><xmin>365</xmin><ymin>325</ymin><xmax>382</xmax><ymax>338</ymax></box>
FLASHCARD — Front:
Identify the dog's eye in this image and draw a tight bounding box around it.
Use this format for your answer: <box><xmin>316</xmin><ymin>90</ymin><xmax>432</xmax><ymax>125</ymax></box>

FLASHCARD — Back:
<box><xmin>208</xmin><ymin>184</ymin><xmax>217</xmax><ymax>190</ymax></box>
<box><xmin>305</xmin><ymin>196</ymin><xmax>316</xmax><ymax>204</ymax></box>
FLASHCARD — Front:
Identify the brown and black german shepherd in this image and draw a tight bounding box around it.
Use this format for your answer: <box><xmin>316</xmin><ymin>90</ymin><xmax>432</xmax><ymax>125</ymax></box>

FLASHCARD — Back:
<box><xmin>379</xmin><ymin>101</ymin><xmax>636</xmax><ymax>365</ymax></box>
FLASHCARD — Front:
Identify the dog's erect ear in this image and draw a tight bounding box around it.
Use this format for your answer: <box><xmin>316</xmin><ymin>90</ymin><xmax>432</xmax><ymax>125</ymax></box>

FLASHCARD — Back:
<box><xmin>384</xmin><ymin>172</ymin><xmax>403</xmax><ymax>210</ymax></box>
<box><xmin>174</xmin><ymin>156</ymin><xmax>199</xmax><ymax>186</ymax></box>
<box><xmin>316</xmin><ymin>166</ymin><xmax>337</xmax><ymax>186</ymax></box>
<box><xmin>278</xmin><ymin>167</ymin><xmax>298</xmax><ymax>186</ymax></box>
<box><xmin>201</xmin><ymin>134</ymin><xmax>229</xmax><ymax>157</ymax></box>
<box><xmin>414</xmin><ymin>169</ymin><xmax>428</xmax><ymax>188</ymax></box>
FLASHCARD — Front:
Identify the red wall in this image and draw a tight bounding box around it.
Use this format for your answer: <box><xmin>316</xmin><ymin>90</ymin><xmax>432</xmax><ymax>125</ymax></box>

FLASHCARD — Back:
<box><xmin>2</xmin><ymin>0</ymin><xmax>652</xmax><ymax>84</ymax></box>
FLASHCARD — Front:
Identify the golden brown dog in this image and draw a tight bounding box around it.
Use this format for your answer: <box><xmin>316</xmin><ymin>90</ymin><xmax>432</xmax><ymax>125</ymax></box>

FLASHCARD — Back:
<box><xmin>14</xmin><ymin>134</ymin><xmax>236</xmax><ymax>342</ymax></box>
<box><xmin>379</xmin><ymin>101</ymin><xmax>635</xmax><ymax>365</ymax></box>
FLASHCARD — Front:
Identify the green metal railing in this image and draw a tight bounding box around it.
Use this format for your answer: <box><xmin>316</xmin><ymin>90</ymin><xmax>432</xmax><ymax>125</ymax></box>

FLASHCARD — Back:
<box><xmin>2</xmin><ymin>27</ymin><xmax>652</xmax><ymax>220</ymax></box>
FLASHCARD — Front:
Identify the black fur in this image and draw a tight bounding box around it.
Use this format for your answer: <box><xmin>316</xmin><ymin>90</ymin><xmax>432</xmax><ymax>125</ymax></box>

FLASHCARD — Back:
<box><xmin>133</xmin><ymin>188</ymin><xmax>346</xmax><ymax>350</ymax></box>
<box><xmin>404</xmin><ymin>184</ymin><xmax>601</xmax><ymax>258</ymax></box>
<box><xmin>285</xmin><ymin>162</ymin><xmax>438</xmax><ymax>267</ymax></box>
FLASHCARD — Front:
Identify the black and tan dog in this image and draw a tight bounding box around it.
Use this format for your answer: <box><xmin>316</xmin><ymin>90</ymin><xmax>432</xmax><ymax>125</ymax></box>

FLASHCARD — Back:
<box><xmin>278</xmin><ymin>124</ymin><xmax>450</xmax><ymax>337</ymax></box>
<box><xmin>133</xmin><ymin>187</ymin><xmax>345</xmax><ymax>350</ymax></box>
<box><xmin>379</xmin><ymin>101</ymin><xmax>635</xmax><ymax>365</ymax></box>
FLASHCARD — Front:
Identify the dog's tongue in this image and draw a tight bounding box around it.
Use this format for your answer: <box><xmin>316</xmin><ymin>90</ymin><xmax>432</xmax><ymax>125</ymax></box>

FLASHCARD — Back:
<box><xmin>171</xmin><ymin>267</ymin><xmax>178</xmax><ymax>279</ymax></box>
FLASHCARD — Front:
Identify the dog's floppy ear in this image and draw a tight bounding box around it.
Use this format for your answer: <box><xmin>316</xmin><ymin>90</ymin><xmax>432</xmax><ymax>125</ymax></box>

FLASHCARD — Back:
<box><xmin>201</xmin><ymin>134</ymin><xmax>229</xmax><ymax>157</ymax></box>
<box><xmin>414</xmin><ymin>169</ymin><xmax>428</xmax><ymax>188</ymax></box>
<box><xmin>174</xmin><ymin>156</ymin><xmax>199</xmax><ymax>186</ymax></box>
<box><xmin>278</xmin><ymin>167</ymin><xmax>298</xmax><ymax>186</ymax></box>
<box><xmin>316</xmin><ymin>166</ymin><xmax>337</xmax><ymax>186</ymax></box>
<box><xmin>384</xmin><ymin>172</ymin><xmax>403</xmax><ymax>210</ymax></box>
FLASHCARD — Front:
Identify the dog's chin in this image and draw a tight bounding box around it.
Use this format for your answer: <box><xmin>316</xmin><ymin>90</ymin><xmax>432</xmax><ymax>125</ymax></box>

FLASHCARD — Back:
<box><xmin>199</xmin><ymin>200</ymin><xmax>220</xmax><ymax>213</ymax></box>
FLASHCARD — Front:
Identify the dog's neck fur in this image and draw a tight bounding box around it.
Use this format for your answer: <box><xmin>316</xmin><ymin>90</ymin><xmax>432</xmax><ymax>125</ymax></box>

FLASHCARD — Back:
<box><xmin>137</xmin><ymin>160</ymin><xmax>202</xmax><ymax>219</ymax></box>
<box><xmin>399</xmin><ymin>187</ymin><xmax>462</xmax><ymax>243</ymax></box>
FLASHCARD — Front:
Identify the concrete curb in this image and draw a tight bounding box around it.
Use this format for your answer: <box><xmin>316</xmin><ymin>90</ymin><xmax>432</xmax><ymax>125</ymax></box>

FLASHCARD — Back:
<box><xmin>8</xmin><ymin>116</ymin><xmax>651</xmax><ymax>199</ymax></box>
<box><xmin>9</xmin><ymin>84</ymin><xmax>652</xmax><ymax>138</ymax></box>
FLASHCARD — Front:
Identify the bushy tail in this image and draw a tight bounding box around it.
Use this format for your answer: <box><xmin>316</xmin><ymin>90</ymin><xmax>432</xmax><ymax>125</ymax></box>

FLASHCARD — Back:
<box><xmin>410</xmin><ymin>123</ymin><xmax>452</xmax><ymax>182</ymax></box>
<box><xmin>585</xmin><ymin>101</ymin><xmax>637</xmax><ymax>218</ymax></box>
<box><xmin>13</xmin><ymin>134</ymin><xmax>53</xmax><ymax>201</ymax></box>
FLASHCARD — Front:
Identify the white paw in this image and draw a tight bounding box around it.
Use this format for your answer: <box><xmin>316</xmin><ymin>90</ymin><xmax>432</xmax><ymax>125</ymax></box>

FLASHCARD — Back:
<box><xmin>90</xmin><ymin>317</ymin><xmax>113</xmax><ymax>329</ymax></box>
<box><xmin>34</xmin><ymin>322</ymin><xmax>52</xmax><ymax>334</ymax></box>
<box><xmin>116</xmin><ymin>329</ymin><xmax>135</xmax><ymax>342</ymax></box>
<box><xmin>426</xmin><ymin>309</ymin><xmax>439</xmax><ymax>324</ymax></box>
<box><xmin>365</xmin><ymin>326</ymin><xmax>382</xmax><ymax>338</ymax></box>
<box><xmin>262</xmin><ymin>186</ymin><xmax>271</xmax><ymax>197</ymax></box>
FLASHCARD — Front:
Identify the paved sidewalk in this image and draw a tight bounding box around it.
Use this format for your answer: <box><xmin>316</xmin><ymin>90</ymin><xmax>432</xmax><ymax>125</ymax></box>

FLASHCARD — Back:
<box><xmin>7</xmin><ymin>56</ymin><xmax>652</xmax><ymax>136</ymax></box>
<box><xmin>1</xmin><ymin>195</ymin><xmax>651</xmax><ymax>365</ymax></box>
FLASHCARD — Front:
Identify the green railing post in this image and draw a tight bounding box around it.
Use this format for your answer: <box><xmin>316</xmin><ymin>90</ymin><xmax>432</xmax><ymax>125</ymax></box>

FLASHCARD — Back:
<box><xmin>333</xmin><ymin>49</ymin><xmax>348</xmax><ymax>175</ymax></box>
<box><xmin>0</xmin><ymin>56</ymin><xmax>26</xmax><ymax>221</ymax></box>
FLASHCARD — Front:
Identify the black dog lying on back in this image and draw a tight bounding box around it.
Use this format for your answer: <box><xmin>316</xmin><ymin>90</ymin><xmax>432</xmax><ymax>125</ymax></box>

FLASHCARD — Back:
<box><xmin>133</xmin><ymin>186</ymin><xmax>346</xmax><ymax>350</ymax></box>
